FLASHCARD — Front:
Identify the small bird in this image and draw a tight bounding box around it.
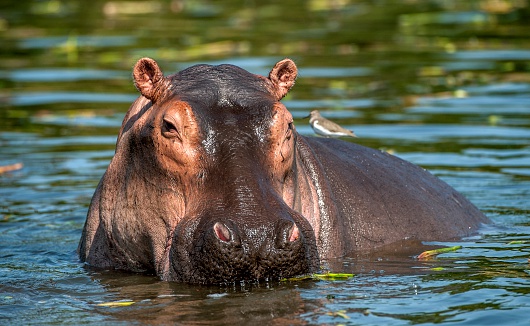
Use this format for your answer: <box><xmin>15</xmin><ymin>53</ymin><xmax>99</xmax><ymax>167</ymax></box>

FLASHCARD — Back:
<box><xmin>305</xmin><ymin>110</ymin><xmax>357</xmax><ymax>138</ymax></box>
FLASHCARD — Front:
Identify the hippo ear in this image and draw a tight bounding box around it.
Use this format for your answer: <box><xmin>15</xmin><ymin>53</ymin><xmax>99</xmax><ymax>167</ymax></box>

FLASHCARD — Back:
<box><xmin>133</xmin><ymin>58</ymin><xmax>166</xmax><ymax>102</ymax></box>
<box><xmin>269</xmin><ymin>58</ymin><xmax>298</xmax><ymax>100</ymax></box>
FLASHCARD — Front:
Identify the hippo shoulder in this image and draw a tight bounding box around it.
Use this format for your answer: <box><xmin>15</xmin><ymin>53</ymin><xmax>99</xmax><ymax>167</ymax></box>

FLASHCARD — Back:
<box><xmin>301</xmin><ymin>136</ymin><xmax>488</xmax><ymax>252</ymax></box>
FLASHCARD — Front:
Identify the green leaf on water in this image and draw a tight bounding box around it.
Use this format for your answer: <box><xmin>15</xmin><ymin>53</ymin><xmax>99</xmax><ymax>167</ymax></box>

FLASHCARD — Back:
<box><xmin>281</xmin><ymin>275</ymin><xmax>314</xmax><ymax>282</ymax></box>
<box><xmin>507</xmin><ymin>240</ymin><xmax>527</xmax><ymax>245</ymax></box>
<box><xmin>96</xmin><ymin>300</ymin><xmax>135</xmax><ymax>307</ymax></box>
<box><xmin>282</xmin><ymin>272</ymin><xmax>354</xmax><ymax>282</ymax></box>
<box><xmin>430</xmin><ymin>267</ymin><xmax>446</xmax><ymax>271</ymax></box>
<box><xmin>417</xmin><ymin>245</ymin><xmax>462</xmax><ymax>260</ymax></box>
<box><xmin>312</xmin><ymin>272</ymin><xmax>354</xmax><ymax>280</ymax></box>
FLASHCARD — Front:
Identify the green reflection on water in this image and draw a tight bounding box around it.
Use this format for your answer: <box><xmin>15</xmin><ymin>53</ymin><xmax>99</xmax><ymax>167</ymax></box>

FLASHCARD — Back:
<box><xmin>0</xmin><ymin>0</ymin><xmax>529</xmax><ymax>325</ymax></box>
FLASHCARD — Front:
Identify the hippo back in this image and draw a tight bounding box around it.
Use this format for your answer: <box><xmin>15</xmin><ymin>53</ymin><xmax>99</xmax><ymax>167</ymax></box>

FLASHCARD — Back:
<box><xmin>299</xmin><ymin>136</ymin><xmax>488</xmax><ymax>255</ymax></box>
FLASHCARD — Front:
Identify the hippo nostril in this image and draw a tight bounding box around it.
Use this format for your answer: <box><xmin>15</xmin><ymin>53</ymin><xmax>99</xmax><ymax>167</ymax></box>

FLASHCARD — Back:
<box><xmin>288</xmin><ymin>223</ymin><xmax>300</xmax><ymax>242</ymax></box>
<box><xmin>276</xmin><ymin>221</ymin><xmax>301</xmax><ymax>248</ymax></box>
<box><xmin>213</xmin><ymin>222</ymin><xmax>231</xmax><ymax>242</ymax></box>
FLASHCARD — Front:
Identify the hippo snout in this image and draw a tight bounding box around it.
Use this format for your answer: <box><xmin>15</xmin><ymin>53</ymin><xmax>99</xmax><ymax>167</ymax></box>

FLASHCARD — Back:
<box><xmin>213</xmin><ymin>220</ymin><xmax>300</xmax><ymax>247</ymax></box>
<box><xmin>169</xmin><ymin>217</ymin><xmax>316</xmax><ymax>284</ymax></box>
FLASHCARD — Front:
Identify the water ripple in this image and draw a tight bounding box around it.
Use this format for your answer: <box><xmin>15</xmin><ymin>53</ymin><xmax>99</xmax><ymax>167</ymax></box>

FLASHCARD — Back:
<box><xmin>11</xmin><ymin>92</ymin><xmax>138</xmax><ymax>106</ymax></box>
<box><xmin>2</xmin><ymin>69</ymin><xmax>129</xmax><ymax>82</ymax></box>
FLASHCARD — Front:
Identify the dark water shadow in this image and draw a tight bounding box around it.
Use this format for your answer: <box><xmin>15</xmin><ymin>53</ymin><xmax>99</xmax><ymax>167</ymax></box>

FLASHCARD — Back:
<box><xmin>85</xmin><ymin>239</ymin><xmax>457</xmax><ymax>325</ymax></box>
<box><xmin>87</xmin><ymin>269</ymin><xmax>314</xmax><ymax>325</ymax></box>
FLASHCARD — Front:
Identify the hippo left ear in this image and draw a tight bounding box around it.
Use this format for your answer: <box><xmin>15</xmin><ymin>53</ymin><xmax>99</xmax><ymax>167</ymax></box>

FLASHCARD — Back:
<box><xmin>269</xmin><ymin>58</ymin><xmax>298</xmax><ymax>100</ymax></box>
<box><xmin>133</xmin><ymin>57</ymin><xmax>166</xmax><ymax>102</ymax></box>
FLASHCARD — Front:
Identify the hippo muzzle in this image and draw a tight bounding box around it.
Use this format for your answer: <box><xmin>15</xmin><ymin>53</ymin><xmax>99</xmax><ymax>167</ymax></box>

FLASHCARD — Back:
<box><xmin>169</xmin><ymin>201</ymin><xmax>319</xmax><ymax>284</ymax></box>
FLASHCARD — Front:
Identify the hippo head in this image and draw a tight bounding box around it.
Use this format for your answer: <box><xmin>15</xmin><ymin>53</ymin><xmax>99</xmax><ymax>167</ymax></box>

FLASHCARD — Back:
<box><xmin>106</xmin><ymin>58</ymin><xmax>319</xmax><ymax>284</ymax></box>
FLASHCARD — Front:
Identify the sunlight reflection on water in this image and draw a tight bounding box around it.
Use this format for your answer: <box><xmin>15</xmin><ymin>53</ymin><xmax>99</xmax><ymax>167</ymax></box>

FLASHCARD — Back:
<box><xmin>1</xmin><ymin>1</ymin><xmax>529</xmax><ymax>325</ymax></box>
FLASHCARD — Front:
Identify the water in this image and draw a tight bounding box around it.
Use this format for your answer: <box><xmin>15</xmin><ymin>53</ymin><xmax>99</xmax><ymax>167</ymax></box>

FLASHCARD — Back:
<box><xmin>1</xmin><ymin>0</ymin><xmax>530</xmax><ymax>324</ymax></box>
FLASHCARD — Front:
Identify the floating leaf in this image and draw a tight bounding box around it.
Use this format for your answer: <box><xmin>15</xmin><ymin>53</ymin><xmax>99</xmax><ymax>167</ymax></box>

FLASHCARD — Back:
<box><xmin>430</xmin><ymin>267</ymin><xmax>446</xmax><ymax>271</ymax></box>
<box><xmin>507</xmin><ymin>240</ymin><xmax>527</xmax><ymax>245</ymax></box>
<box><xmin>96</xmin><ymin>300</ymin><xmax>135</xmax><ymax>307</ymax></box>
<box><xmin>417</xmin><ymin>245</ymin><xmax>462</xmax><ymax>260</ymax></box>
<box><xmin>282</xmin><ymin>272</ymin><xmax>354</xmax><ymax>282</ymax></box>
<box><xmin>281</xmin><ymin>275</ymin><xmax>314</xmax><ymax>282</ymax></box>
<box><xmin>326</xmin><ymin>310</ymin><xmax>350</xmax><ymax>319</ymax></box>
<box><xmin>312</xmin><ymin>272</ymin><xmax>354</xmax><ymax>280</ymax></box>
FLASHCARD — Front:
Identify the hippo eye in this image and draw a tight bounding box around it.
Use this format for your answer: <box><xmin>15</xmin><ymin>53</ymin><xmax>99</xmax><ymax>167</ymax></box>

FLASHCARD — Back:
<box><xmin>162</xmin><ymin>117</ymin><xmax>182</xmax><ymax>140</ymax></box>
<box><xmin>286</xmin><ymin>122</ymin><xmax>293</xmax><ymax>140</ymax></box>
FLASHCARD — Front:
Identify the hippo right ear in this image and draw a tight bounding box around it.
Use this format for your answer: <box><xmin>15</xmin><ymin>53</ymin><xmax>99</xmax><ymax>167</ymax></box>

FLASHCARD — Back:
<box><xmin>133</xmin><ymin>58</ymin><xmax>166</xmax><ymax>102</ymax></box>
<box><xmin>269</xmin><ymin>58</ymin><xmax>298</xmax><ymax>100</ymax></box>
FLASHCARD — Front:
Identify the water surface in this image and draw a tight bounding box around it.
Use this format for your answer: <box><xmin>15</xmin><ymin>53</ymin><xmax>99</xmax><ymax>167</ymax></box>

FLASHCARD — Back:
<box><xmin>1</xmin><ymin>1</ymin><xmax>529</xmax><ymax>324</ymax></box>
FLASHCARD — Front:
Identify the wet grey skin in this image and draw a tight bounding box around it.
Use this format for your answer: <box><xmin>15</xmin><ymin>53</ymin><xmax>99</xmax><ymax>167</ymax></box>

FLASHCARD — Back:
<box><xmin>306</xmin><ymin>110</ymin><xmax>357</xmax><ymax>138</ymax></box>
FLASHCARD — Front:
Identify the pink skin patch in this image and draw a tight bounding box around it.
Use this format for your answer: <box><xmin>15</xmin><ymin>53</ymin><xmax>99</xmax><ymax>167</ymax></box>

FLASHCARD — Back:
<box><xmin>214</xmin><ymin>222</ymin><xmax>231</xmax><ymax>242</ymax></box>
<box><xmin>289</xmin><ymin>224</ymin><xmax>300</xmax><ymax>242</ymax></box>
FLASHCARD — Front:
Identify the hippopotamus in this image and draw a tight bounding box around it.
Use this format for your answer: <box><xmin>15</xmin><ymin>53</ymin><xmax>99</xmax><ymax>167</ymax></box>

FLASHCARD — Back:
<box><xmin>78</xmin><ymin>58</ymin><xmax>489</xmax><ymax>284</ymax></box>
